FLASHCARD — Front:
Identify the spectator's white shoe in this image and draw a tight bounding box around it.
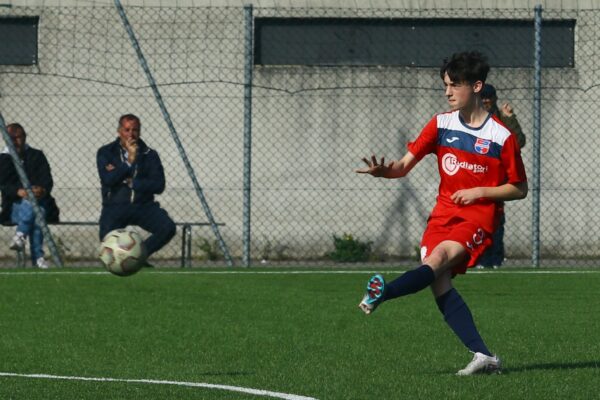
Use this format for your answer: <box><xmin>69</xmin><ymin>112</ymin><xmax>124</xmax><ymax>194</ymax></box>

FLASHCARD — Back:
<box><xmin>9</xmin><ymin>233</ymin><xmax>26</xmax><ymax>251</ymax></box>
<box><xmin>36</xmin><ymin>257</ymin><xmax>49</xmax><ymax>269</ymax></box>
<box><xmin>456</xmin><ymin>352</ymin><xmax>502</xmax><ymax>376</ymax></box>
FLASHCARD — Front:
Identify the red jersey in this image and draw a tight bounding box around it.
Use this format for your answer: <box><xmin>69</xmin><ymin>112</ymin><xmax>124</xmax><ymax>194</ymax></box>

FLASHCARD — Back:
<box><xmin>408</xmin><ymin>110</ymin><xmax>527</xmax><ymax>233</ymax></box>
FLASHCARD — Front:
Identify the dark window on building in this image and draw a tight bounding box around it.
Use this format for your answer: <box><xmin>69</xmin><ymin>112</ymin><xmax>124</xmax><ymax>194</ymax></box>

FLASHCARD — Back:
<box><xmin>254</xmin><ymin>18</ymin><xmax>574</xmax><ymax>68</ymax></box>
<box><xmin>0</xmin><ymin>17</ymin><xmax>39</xmax><ymax>65</ymax></box>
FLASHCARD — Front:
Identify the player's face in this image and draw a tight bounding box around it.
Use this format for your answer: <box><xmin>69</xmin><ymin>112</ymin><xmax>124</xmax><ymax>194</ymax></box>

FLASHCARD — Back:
<box><xmin>118</xmin><ymin>119</ymin><xmax>141</xmax><ymax>146</ymax></box>
<box><xmin>443</xmin><ymin>73</ymin><xmax>480</xmax><ymax>111</ymax></box>
<box><xmin>7</xmin><ymin>125</ymin><xmax>26</xmax><ymax>155</ymax></box>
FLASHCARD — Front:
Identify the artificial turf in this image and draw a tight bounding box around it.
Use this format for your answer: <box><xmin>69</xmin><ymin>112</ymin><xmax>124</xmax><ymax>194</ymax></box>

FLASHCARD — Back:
<box><xmin>0</xmin><ymin>268</ymin><xmax>599</xmax><ymax>399</ymax></box>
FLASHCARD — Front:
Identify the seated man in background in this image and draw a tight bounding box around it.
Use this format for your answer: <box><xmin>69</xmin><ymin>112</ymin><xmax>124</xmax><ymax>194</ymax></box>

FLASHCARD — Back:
<box><xmin>96</xmin><ymin>114</ymin><xmax>176</xmax><ymax>263</ymax></box>
<box><xmin>0</xmin><ymin>123</ymin><xmax>60</xmax><ymax>269</ymax></box>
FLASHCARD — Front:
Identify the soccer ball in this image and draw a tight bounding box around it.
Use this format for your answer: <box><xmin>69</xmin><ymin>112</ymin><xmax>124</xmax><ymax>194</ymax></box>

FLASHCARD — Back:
<box><xmin>99</xmin><ymin>229</ymin><xmax>146</xmax><ymax>276</ymax></box>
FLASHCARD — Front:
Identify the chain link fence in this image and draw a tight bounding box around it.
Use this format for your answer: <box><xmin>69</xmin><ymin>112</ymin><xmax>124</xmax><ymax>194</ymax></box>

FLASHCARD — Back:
<box><xmin>536</xmin><ymin>8</ymin><xmax>600</xmax><ymax>266</ymax></box>
<box><xmin>0</xmin><ymin>2</ymin><xmax>597</xmax><ymax>268</ymax></box>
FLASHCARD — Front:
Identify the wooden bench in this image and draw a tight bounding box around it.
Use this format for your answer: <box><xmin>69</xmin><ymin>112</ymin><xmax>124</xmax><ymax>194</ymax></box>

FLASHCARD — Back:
<box><xmin>2</xmin><ymin>221</ymin><xmax>224</xmax><ymax>268</ymax></box>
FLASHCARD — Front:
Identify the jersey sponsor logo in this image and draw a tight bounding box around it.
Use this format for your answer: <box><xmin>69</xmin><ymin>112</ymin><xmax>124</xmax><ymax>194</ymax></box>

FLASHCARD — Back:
<box><xmin>446</xmin><ymin>137</ymin><xmax>459</xmax><ymax>143</ymax></box>
<box><xmin>442</xmin><ymin>153</ymin><xmax>460</xmax><ymax>175</ymax></box>
<box><xmin>474</xmin><ymin>138</ymin><xmax>491</xmax><ymax>155</ymax></box>
<box><xmin>441</xmin><ymin>153</ymin><xmax>488</xmax><ymax>176</ymax></box>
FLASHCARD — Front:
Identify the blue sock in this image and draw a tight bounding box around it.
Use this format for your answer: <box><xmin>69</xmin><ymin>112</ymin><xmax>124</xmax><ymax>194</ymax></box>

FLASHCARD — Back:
<box><xmin>383</xmin><ymin>265</ymin><xmax>435</xmax><ymax>300</ymax></box>
<box><xmin>436</xmin><ymin>288</ymin><xmax>492</xmax><ymax>356</ymax></box>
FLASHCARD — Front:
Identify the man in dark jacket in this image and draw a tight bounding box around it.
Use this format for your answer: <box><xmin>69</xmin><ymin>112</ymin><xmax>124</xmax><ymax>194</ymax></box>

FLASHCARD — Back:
<box><xmin>97</xmin><ymin>114</ymin><xmax>175</xmax><ymax>260</ymax></box>
<box><xmin>0</xmin><ymin>123</ymin><xmax>60</xmax><ymax>268</ymax></box>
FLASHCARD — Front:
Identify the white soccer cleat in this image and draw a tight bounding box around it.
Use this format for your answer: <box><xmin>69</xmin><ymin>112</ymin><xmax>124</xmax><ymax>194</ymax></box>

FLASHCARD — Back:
<box><xmin>456</xmin><ymin>352</ymin><xmax>502</xmax><ymax>376</ymax></box>
<box><xmin>358</xmin><ymin>294</ymin><xmax>376</xmax><ymax>315</ymax></box>
<box><xmin>9</xmin><ymin>233</ymin><xmax>26</xmax><ymax>251</ymax></box>
<box><xmin>36</xmin><ymin>257</ymin><xmax>49</xmax><ymax>269</ymax></box>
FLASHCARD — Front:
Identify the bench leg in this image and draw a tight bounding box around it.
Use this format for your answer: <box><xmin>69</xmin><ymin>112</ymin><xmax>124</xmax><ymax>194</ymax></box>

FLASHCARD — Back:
<box><xmin>16</xmin><ymin>249</ymin><xmax>25</xmax><ymax>268</ymax></box>
<box><xmin>186</xmin><ymin>225</ymin><xmax>192</xmax><ymax>268</ymax></box>
<box><xmin>180</xmin><ymin>224</ymin><xmax>192</xmax><ymax>268</ymax></box>
<box><xmin>180</xmin><ymin>225</ymin><xmax>186</xmax><ymax>268</ymax></box>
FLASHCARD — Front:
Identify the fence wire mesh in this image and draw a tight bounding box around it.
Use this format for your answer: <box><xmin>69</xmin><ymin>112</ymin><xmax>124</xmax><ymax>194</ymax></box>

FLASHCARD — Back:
<box><xmin>0</xmin><ymin>4</ymin><xmax>245</xmax><ymax>266</ymax></box>
<box><xmin>250</xmin><ymin>6</ymin><xmax>538</xmax><ymax>267</ymax></box>
<box><xmin>0</xmin><ymin>3</ymin><xmax>596</xmax><ymax>268</ymax></box>
<box><xmin>536</xmin><ymin>8</ymin><xmax>600</xmax><ymax>266</ymax></box>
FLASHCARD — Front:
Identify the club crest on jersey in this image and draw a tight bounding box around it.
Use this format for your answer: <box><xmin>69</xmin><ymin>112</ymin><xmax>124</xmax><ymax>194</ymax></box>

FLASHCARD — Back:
<box><xmin>474</xmin><ymin>138</ymin><xmax>491</xmax><ymax>154</ymax></box>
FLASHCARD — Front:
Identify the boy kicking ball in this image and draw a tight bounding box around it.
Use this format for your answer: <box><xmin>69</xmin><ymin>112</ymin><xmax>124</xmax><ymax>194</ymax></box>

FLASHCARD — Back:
<box><xmin>356</xmin><ymin>51</ymin><xmax>528</xmax><ymax>375</ymax></box>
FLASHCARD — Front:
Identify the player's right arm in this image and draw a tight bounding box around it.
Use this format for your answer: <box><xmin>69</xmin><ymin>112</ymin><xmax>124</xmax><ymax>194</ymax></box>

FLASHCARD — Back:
<box><xmin>355</xmin><ymin>152</ymin><xmax>418</xmax><ymax>178</ymax></box>
<box><xmin>356</xmin><ymin>115</ymin><xmax>438</xmax><ymax>179</ymax></box>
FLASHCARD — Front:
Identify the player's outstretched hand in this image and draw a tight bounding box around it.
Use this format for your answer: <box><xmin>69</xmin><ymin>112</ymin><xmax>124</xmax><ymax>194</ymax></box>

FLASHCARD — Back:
<box><xmin>355</xmin><ymin>155</ymin><xmax>392</xmax><ymax>177</ymax></box>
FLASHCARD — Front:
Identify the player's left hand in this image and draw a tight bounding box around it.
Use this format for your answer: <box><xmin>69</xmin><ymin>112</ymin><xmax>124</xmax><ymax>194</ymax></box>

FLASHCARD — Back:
<box><xmin>501</xmin><ymin>102</ymin><xmax>514</xmax><ymax>117</ymax></box>
<box><xmin>451</xmin><ymin>187</ymin><xmax>483</xmax><ymax>205</ymax></box>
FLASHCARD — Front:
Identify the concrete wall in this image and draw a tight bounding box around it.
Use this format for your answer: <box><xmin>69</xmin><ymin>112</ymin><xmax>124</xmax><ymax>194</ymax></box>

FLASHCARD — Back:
<box><xmin>1</xmin><ymin>2</ymin><xmax>599</xmax><ymax>263</ymax></box>
<box><xmin>3</xmin><ymin>0</ymin><xmax>600</xmax><ymax>10</ymax></box>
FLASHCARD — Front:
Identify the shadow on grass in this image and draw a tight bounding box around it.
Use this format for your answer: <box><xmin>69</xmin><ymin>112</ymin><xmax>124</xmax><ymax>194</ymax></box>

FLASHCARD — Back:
<box><xmin>433</xmin><ymin>361</ymin><xmax>600</xmax><ymax>375</ymax></box>
<box><xmin>504</xmin><ymin>361</ymin><xmax>600</xmax><ymax>374</ymax></box>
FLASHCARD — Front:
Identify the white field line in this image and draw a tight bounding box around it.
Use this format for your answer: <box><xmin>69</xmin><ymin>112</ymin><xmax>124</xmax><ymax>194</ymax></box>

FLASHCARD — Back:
<box><xmin>0</xmin><ymin>372</ymin><xmax>318</xmax><ymax>400</ymax></box>
<box><xmin>149</xmin><ymin>270</ymin><xmax>600</xmax><ymax>275</ymax></box>
<box><xmin>0</xmin><ymin>269</ymin><xmax>600</xmax><ymax>276</ymax></box>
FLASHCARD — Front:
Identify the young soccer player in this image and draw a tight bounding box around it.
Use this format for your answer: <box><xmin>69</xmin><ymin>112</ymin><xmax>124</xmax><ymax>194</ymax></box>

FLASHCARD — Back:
<box><xmin>356</xmin><ymin>51</ymin><xmax>527</xmax><ymax>375</ymax></box>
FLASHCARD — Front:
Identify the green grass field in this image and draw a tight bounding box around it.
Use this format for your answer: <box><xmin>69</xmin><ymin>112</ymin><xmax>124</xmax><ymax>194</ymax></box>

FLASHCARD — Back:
<box><xmin>0</xmin><ymin>268</ymin><xmax>599</xmax><ymax>399</ymax></box>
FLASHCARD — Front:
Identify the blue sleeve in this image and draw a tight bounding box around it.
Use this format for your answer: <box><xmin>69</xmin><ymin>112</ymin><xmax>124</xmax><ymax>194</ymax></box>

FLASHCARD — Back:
<box><xmin>131</xmin><ymin>151</ymin><xmax>165</xmax><ymax>194</ymax></box>
<box><xmin>97</xmin><ymin>147</ymin><xmax>132</xmax><ymax>187</ymax></box>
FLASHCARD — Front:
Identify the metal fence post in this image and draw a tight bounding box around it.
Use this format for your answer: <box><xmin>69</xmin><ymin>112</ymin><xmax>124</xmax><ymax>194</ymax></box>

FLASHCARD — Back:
<box><xmin>114</xmin><ymin>0</ymin><xmax>234</xmax><ymax>266</ymax></box>
<box><xmin>0</xmin><ymin>113</ymin><xmax>64</xmax><ymax>268</ymax></box>
<box><xmin>532</xmin><ymin>4</ymin><xmax>543</xmax><ymax>268</ymax></box>
<box><xmin>243</xmin><ymin>4</ymin><xmax>254</xmax><ymax>268</ymax></box>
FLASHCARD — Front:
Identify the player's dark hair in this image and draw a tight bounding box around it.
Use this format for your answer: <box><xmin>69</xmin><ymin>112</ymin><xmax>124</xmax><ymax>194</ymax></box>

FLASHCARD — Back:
<box><xmin>440</xmin><ymin>51</ymin><xmax>490</xmax><ymax>84</ymax></box>
<box><xmin>118</xmin><ymin>114</ymin><xmax>141</xmax><ymax>128</ymax></box>
<box><xmin>6</xmin><ymin>123</ymin><xmax>26</xmax><ymax>136</ymax></box>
